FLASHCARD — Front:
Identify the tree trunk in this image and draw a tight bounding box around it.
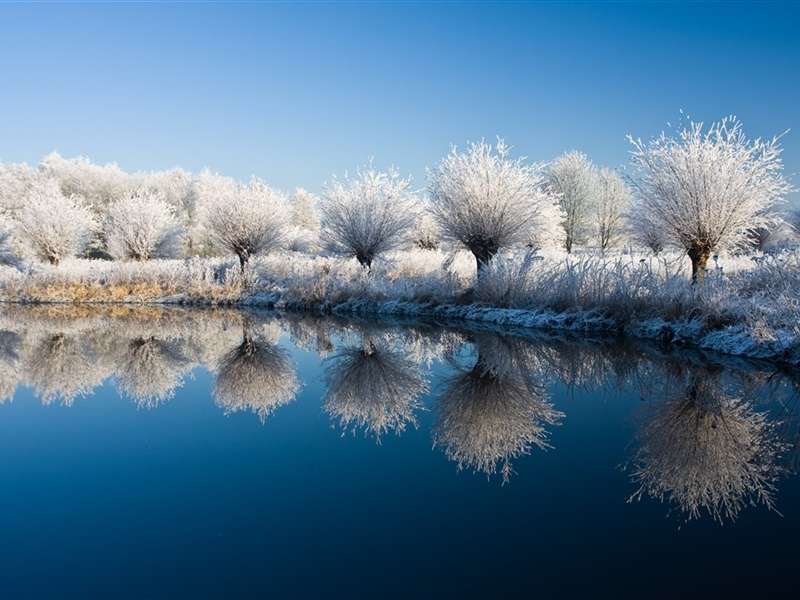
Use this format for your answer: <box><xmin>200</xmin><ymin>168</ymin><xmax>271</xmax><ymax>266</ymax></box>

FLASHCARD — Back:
<box><xmin>471</xmin><ymin>241</ymin><xmax>499</xmax><ymax>273</ymax></box>
<box><xmin>688</xmin><ymin>245</ymin><xmax>711</xmax><ymax>284</ymax></box>
<box><xmin>356</xmin><ymin>254</ymin><xmax>372</xmax><ymax>270</ymax></box>
<box><xmin>238</xmin><ymin>252</ymin><xmax>248</xmax><ymax>273</ymax></box>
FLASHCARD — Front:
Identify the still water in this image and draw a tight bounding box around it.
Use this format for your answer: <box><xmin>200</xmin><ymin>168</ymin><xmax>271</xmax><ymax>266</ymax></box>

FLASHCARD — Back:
<box><xmin>0</xmin><ymin>305</ymin><xmax>798</xmax><ymax>598</ymax></box>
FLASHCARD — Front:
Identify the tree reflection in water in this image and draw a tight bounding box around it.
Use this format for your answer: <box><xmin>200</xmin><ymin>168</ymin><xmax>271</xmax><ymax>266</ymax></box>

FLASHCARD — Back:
<box><xmin>628</xmin><ymin>368</ymin><xmax>786</xmax><ymax>523</ymax></box>
<box><xmin>115</xmin><ymin>337</ymin><xmax>193</xmax><ymax>408</ymax></box>
<box><xmin>324</xmin><ymin>336</ymin><xmax>427</xmax><ymax>442</ymax></box>
<box><xmin>434</xmin><ymin>335</ymin><xmax>564</xmax><ymax>483</ymax></box>
<box><xmin>213</xmin><ymin>326</ymin><xmax>299</xmax><ymax>423</ymax></box>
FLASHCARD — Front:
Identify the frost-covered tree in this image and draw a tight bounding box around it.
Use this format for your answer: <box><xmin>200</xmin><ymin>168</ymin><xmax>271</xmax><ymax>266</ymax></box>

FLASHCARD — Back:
<box><xmin>593</xmin><ymin>168</ymin><xmax>631</xmax><ymax>253</ymax></box>
<box><xmin>324</xmin><ymin>338</ymin><xmax>427</xmax><ymax>442</ymax></box>
<box><xmin>287</xmin><ymin>187</ymin><xmax>321</xmax><ymax>253</ymax></box>
<box><xmin>104</xmin><ymin>189</ymin><xmax>184</xmax><ymax>261</ymax></box>
<box><xmin>0</xmin><ymin>162</ymin><xmax>39</xmax><ymax>218</ymax></box>
<box><xmin>138</xmin><ymin>168</ymin><xmax>194</xmax><ymax>232</ymax></box>
<box><xmin>627</xmin><ymin>212</ymin><xmax>665</xmax><ymax>255</ymax></box>
<box><xmin>320</xmin><ymin>166</ymin><xmax>418</xmax><ymax>268</ymax></box>
<box><xmin>0</xmin><ymin>218</ymin><xmax>23</xmax><ymax>270</ymax></box>
<box><xmin>414</xmin><ymin>213</ymin><xmax>440</xmax><ymax>250</ymax></box>
<box><xmin>16</xmin><ymin>178</ymin><xmax>96</xmax><ymax>265</ymax></box>
<box><xmin>428</xmin><ymin>139</ymin><xmax>561</xmax><ymax>271</ymax></box>
<box><xmin>548</xmin><ymin>151</ymin><xmax>596</xmax><ymax>253</ymax></box>
<box><xmin>205</xmin><ymin>177</ymin><xmax>289</xmax><ymax>270</ymax></box>
<box><xmin>39</xmin><ymin>152</ymin><xmax>134</xmax><ymax>213</ymax></box>
<box><xmin>290</xmin><ymin>187</ymin><xmax>321</xmax><ymax>231</ymax></box>
<box><xmin>628</xmin><ymin>116</ymin><xmax>793</xmax><ymax>282</ymax></box>
<box><xmin>186</xmin><ymin>169</ymin><xmax>237</xmax><ymax>256</ymax></box>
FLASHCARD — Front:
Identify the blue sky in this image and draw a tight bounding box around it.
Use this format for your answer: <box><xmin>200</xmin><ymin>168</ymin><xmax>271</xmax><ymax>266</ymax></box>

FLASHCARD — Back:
<box><xmin>0</xmin><ymin>1</ymin><xmax>798</xmax><ymax>197</ymax></box>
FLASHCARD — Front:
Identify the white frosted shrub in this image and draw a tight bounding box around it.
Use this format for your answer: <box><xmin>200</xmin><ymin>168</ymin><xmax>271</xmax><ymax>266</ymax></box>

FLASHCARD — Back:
<box><xmin>320</xmin><ymin>166</ymin><xmax>418</xmax><ymax>268</ymax></box>
<box><xmin>104</xmin><ymin>189</ymin><xmax>184</xmax><ymax>260</ymax></box>
<box><xmin>0</xmin><ymin>162</ymin><xmax>39</xmax><ymax>218</ymax></box>
<box><xmin>628</xmin><ymin>116</ymin><xmax>793</xmax><ymax>282</ymax></box>
<box><xmin>205</xmin><ymin>177</ymin><xmax>289</xmax><ymax>270</ymax></box>
<box><xmin>428</xmin><ymin>139</ymin><xmax>562</xmax><ymax>271</ymax></box>
<box><xmin>16</xmin><ymin>178</ymin><xmax>96</xmax><ymax>265</ymax></box>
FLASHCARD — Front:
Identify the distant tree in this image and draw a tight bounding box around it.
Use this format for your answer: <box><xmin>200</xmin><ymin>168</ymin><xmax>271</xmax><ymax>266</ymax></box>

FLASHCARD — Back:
<box><xmin>320</xmin><ymin>166</ymin><xmax>418</xmax><ymax>269</ymax></box>
<box><xmin>593</xmin><ymin>168</ymin><xmax>631</xmax><ymax>253</ymax></box>
<box><xmin>104</xmin><ymin>189</ymin><xmax>184</xmax><ymax>261</ymax></box>
<box><xmin>413</xmin><ymin>213</ymin><xmax>440</xmax><ymax>250</ymax></box>
<box><xmin>428</xmin><ymin>139</ymin><xmax>561</xmax><ymax>272</ymax></box>
<box><xmin>627</xmin><ymin>212</ymin><xmax>665</xmax><ymax>255</ymax></box>
<box><xmin>0</xmin><ymin>218</ymin><xmax>23</xmax><ymax>270</ymax></box>
<box><xmin>0</xmin><ymin>162</ymin><xmax>38</xmax><ymax>218</ymax></box>
<box><xmin>290</xmin><ymin>187</ymin><xmax>321</xmax><ymax>231</ymax></box>
<box><xmin>628</xmin><ymin>117</ymin><xmax>793</xmax><ymax>282</ymax></box>
<box><xmin>16</xmin><ymin>178</ymin><xmax>96</xmax><ymax>265</ymax></box>
<box><xmin>548</xmin><ymin>151</ymin><xmax>596</xmax><ymax>253</ymax></box>
<box><xmin>186</xmin><ymin>169</ymin><xmax>238</xmax><ymax>256</ymax></box>
<box><xmin>38</xmin><ymin>152</ymin><xmax>133</xmax><ymax>213</ymax></box>
<box><xmin>204</xmin><ymin>177</ymin><xmax>289</xmax><ymax>270</ymax></box>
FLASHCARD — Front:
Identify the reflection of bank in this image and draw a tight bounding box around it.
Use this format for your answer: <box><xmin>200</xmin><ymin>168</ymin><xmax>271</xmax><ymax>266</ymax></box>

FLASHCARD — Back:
<box><xmin>324</xmin><ymin>337</ymin><xmax>428</xmax><ymax>442</ymax></box>
<box><xmin>628</xmin><ymin>370</ymin><xmax>785</xmax><ymax>523</ymax></box>
<box><xmin>434</xmin><ymin>335</ymin><xmax>564</xmax><ymax>483</ymax></box>
<box><xmin>213</xmin><ymin>326</ymin><xmax>299</xmax><ymax>423</ymax></box>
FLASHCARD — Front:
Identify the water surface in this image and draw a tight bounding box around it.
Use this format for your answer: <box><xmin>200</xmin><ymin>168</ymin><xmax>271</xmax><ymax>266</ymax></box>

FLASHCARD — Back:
<box><xmin>0</xmin><ymin>305</ymin><xmax>798</xmax><ymax>598</ymax></box>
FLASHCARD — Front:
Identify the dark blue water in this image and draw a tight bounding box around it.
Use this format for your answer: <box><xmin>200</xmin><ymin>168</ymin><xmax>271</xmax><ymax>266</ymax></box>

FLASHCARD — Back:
<box><xmin>0</xmin><ymin>306</ymin><xmax>798</xmax><ymax>598</ymax></box>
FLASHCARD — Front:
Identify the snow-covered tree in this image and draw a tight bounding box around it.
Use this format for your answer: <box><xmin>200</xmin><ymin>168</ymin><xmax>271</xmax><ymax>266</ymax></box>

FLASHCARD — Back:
<box><xmin>204</xmin><ymin>176</ymin><xmax>289</xmax><ymax>270</ymax></box>
<box><xmin>287</xmin><ymin>187</ymin><xmax>321</xmax><ymax>253</ymax></box>
<box><xmin>0</xmin><ymin>162</ymin><xmax>39</xmax><ymax>218</ymax></box>
<box><xmin>104</xmin><ymin>189</ymin><xmax>184</xmax><ymax>261</ymax></box>
<box><xmin>428</xmin><ymin>139</ymin><xmax>561</xmax><ymax>271</ymax></box>
<box><xmin>320</xmin><ymin>166</ymin><xmax>418</xmax><ymax>269</ymax></box>
<box><xmin>627</xmin><ymin>212</ymin><xmax>665</xmax><ymax>255</ymax></box>
<box><xmin>628</xmin><ymin>116</ymin><xmax>793</xmax><ymax>282</ymax></box>
<box><xmin>414</xmin><ymin>213</ymin><xmax>440</xmax><ymax>250</ymax></box>
<box><xmin>0</xmin><ymin>218</ymin><xmax>23</xmax><ymax>270</ymax></box>
<box><xmin>548</xmin><ymin>151</ymin><xmax>596</xmax><ymax>253</ymax></box>
<box><xmin>185</xmin><ymin>169</ymin><xmax>237</xmax><ymax>256</ymax></box>
<box><xmin>290</xmin><ymin>187</ymin><xmax>321</xmax><ymax>231</ymax></box>
<box><xmin>38</xmin><ymin>152</ymin><xmax>133</xmax><ymax>213</ymax></box>
<box><xmin>138</xmin><ymin>168</ymin><xmax>194</xmax><ymax>230</ymax></box>
<box><xmin>593</xmin><ymin>168</ymin><xmax>631</xmax><ymax>253</ymax></box>
<box><xmin>16</xmin><ymin>178</ymin><xmax>96</xmax><ymax>265</ymax></box>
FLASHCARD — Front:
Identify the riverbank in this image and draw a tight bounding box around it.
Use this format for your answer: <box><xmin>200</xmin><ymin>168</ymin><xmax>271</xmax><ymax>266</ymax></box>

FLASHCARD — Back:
<box><xmin>1</xmin><ymin>249</ymin><xmax>798</xmax><ymax>367</ymax></box>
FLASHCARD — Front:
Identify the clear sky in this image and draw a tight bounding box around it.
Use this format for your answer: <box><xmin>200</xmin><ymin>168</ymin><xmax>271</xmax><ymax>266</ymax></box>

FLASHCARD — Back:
<box><xmin>0</xmin><ymin>1</ymin><xmax>798</xmax><ymax>198</ymax></box>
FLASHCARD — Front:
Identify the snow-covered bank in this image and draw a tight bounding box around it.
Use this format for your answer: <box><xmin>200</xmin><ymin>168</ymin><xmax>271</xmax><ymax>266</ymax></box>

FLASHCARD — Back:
<box><xmin>1</xmin><ymin>249</ymin><xmax>799</xmax><ymax>367</ymax></box>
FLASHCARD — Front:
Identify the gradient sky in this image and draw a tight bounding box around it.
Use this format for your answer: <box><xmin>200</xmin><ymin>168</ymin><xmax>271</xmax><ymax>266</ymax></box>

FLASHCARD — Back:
<box><xmin>0</xmin><ymin>1</ymin><xmax>798</xmax><ymax>199</ymax></box>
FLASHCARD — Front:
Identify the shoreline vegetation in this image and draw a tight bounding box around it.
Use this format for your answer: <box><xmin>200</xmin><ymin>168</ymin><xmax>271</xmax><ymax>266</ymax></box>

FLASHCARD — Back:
<box><xmin>0</xmin><ymin>116</ymin><xmax>798</xmax><ymax>366</ymax></box>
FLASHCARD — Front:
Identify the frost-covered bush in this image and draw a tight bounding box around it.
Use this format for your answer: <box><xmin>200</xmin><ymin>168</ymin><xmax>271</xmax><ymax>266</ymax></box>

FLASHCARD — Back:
<box><xmin>205</xmin><ymin>177</ymin><xmax>289</xmax><ymax>270</ymax></box>
<box><xmin>428</xmin><ymin>139</ymin><xmax>562</xmax><ymax>271</ymax></box>
<box><xmin>104</xmin><ymin>189</ymin><xmax>184</xmax><ymax>260</ymax></box>
<box><xmin>628</xmin><ymin>116</ymin><xmax>793</xmax><ymax>282</ymax></box>
<box><xmin>287</xmin><ymin>188</ymin><xmax>321</xmax><ymax>253</ymax></box>
<box><xmin>320</xmin><ymin>166</ymin><xmax>418</xmax><ymax>268</ymax></box>
<box><xmin>548</xmin><ymin>151</ymin><xmax>596</xmax><ymax>253</ymax></box>
<box><xmin>16</xmin><ymin>178</ymin><xmax>97</xmax><ymax>265</ymax></box>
